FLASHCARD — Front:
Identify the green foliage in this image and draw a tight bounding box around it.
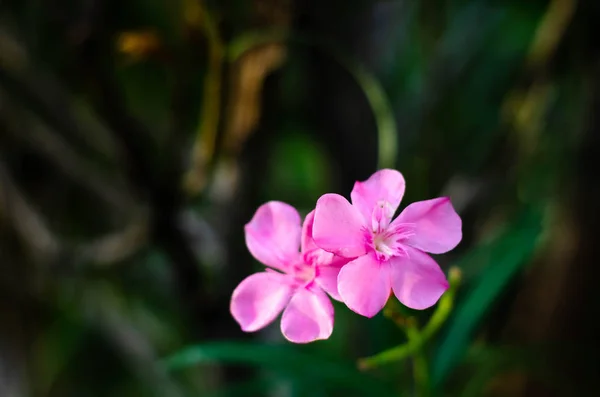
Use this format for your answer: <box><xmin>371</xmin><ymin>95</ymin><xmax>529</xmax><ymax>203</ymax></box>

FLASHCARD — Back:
<box><xmin>264</xmin><ymin>128</ymin><xmax>332</xmax><ymax>204</ymax></box>
<box><xmin>0</xmin><ymin>0</ymin><xmax>591</xmax><ymax>395</ymax></box>
<box><xmin>164</xmin><ymin>341</ymin><xmax>396</xmax><ymax>396</ymax></box>
<box><xmin>432</xmin><ymin>208</ymin><xmax>544</xmax><ymax>387</ymax></box>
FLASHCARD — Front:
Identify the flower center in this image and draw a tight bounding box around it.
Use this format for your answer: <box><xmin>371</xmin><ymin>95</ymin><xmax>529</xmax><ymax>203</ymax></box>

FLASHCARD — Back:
<box><xmin>370</xmin><ymin>223</ymin><xmax>416</xmax><ymax>261</ymax></box>
<box><xmin>291</xmin><ymin>262</ymin><xmax>317</xmax><ymax>286</ymax></box>
<box><xmin>373</xmin><ymin>233</ymin><xmax>397</xmax><ymax>257</ymax></box>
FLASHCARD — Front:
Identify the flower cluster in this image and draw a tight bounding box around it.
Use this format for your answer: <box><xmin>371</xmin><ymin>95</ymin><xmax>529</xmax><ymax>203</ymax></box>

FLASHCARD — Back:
<box><xmin>230</xmin><ymin>169</ymin><xmax>462</xmax><ymax>343</ymax></box>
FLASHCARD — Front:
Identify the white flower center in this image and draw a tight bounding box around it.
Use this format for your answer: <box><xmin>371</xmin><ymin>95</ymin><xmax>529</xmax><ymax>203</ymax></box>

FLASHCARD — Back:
<box><xmin>374</xmin><ymin>233</ymin><xmax>396</xmax><ymax>257</ymax></box>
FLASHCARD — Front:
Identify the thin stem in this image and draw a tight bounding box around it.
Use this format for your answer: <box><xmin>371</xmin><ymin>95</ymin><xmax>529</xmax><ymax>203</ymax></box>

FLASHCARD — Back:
<box><xmin>183</xmin><ymin>0</ymin><xmax>225</xmax><ymax>195</ymax></box>
<box><xmin>406</xmin><ymin>319</ymin><xmax>430</xmax><ymax>397</ymax></box>
<box><xmin>382</xmin><ymin>298</ymin><xmax>410</xmax><ymax>329</ymax></box>
<box><xmin>227</xmin><ymin>29</ymin><xmax>398</xmax><ymax>170</ymax></box>
<box><xmin>358</xmin><ymin>267</ymin><xmax>461</xmax><ymax>370</ymax></box>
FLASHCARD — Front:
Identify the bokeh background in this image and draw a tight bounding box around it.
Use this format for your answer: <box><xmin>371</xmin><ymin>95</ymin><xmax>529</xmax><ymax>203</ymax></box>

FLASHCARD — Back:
<box><xmin>1</xmin><ymin>0</ymin><xmax>599</xmax><ymax>396</ymax></box>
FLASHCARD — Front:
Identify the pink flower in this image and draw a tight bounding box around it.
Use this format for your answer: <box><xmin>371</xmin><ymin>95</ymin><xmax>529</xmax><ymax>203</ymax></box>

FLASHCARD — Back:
<box><xmin>312</xmin><ymin>169</ymin><xmax>462</xmax><ymax>317</ymax></box>
<box><xmin>230</xmin><ymin>201</ymin><xmax>349</xmax><ymax>343</ymax></box>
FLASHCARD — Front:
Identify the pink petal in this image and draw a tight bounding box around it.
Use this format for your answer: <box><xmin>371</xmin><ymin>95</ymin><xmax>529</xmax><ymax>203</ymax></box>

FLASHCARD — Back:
<box><xmin>230</xmin><ymin>272</ymin><xmax>293</xmax><ymax>332</ymax></box>
<box><xmin>315</xmin><ymin>264</ymin><xmax>343</xmax><ymax>301</ymax></box>
<box><xmin>390</xmin><ymin>247</ymin><xmax>449</xmax><ymax>310</ymax></box>
<box><xmin>337</xmin><ymin>254</ymin><xmax>391</xmax><ymax>317</ymax></box>
<box><xmin>281</xmin><ymin>287</ymin><xmax>334</xmax><ymax>343</ymax></box>
<box><xmin>313</xmin><ymin>194</ymin><xmax>367</xmax><ymax>258</ymax></box>
<box><xmin>393</xmin><ymin>197</ymin><xmax>462</xmax><ymax>254</ymax></box>
<box><xmin>300</xmin><ymin>210</ymin><xmax>318</xmax><ymax>253</ymax></box>
<box><xmin>350</xmin><ymin>169</ymin><xmax>406</xmax><ymax>222</ymax></box>
<box><xmin>245</xmin><ymin>201</ymin><xmax>302</xmax><ymax>270</ymax></box>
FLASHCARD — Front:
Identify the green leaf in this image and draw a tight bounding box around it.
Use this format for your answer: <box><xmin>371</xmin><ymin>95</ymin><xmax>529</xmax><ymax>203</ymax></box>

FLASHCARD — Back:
<box><xmin>33</xmin><ymin>315</ymin><xmax>87</xmax><ymax>395</ymax></box>
<box><xmin>265</xmin><ymin>128</ymin><xmax>332</xmax><ymax>204</ymax></box>
<box><xmin>431</xmin><ymin>208</ymin><xmax>543</xmax><ymax>387</ymax></box>
<box><xmin>204</xmin><ymin>377</ymin><xmax>275</xmax><ymax>397</ymax></box>
<box><xmin>163</xmin><ymin>341</ymin><xmax>395</xmax><ymax>396</ymax></box>
<box><xmin>458</xmin><ymin>344</ymin><xmax>558</xmax><ymax>397</ymax></box>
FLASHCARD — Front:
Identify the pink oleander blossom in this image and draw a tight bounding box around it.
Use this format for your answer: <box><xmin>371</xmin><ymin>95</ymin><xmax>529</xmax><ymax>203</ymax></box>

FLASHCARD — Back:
<box><xmin>312</xmin><ymin>169</ymin><xmax>462</xmax><ymax>317</ymax></box>
<box><xmin>230</xmin><ymin>201</ymin><xmax>349</xmax><ymax>343</ymax></box>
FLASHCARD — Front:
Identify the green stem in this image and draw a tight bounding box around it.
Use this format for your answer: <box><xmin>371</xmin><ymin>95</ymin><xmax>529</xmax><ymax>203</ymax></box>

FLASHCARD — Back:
<box><xmin>227</xmin><ymin>29</ymin><xmax>398</xmax><ymax>170</ymax></box>
<box><xmin>183</xmin><ymin>1</ymin><xmax>224</xmax><ymax>195</ymax></box>
<box><xmin>406</xmin><ymin>320</ymin><xmax>430</xmax><ymax>397</ymax></box>
<box><xmin>358</xmin><ymin>267</ymin><xmax>461</xmax><ymax>370</ymax></box>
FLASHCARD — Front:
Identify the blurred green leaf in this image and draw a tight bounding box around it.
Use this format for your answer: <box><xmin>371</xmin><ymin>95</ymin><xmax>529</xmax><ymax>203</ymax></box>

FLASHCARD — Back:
<box><xmin>432</xmin><ymin>208</ymin><xmax>543</xmax><ymax>387</ymax></box>
<box><xmin>33</xmin><ymin>315</ymin><xmax>87</xmax><ymax>395</ymax></box>
<box><xmin>204</xmin><ymin>377</ymin><xmax>275</xmax><ymax>397</ymax></box>
<box><xmin>458</xmin><ymin>344</ymin><xmax>559</xmax><ymax>397</ymax></box>
<box><xmin>116</xmin><ymin>61</ymin><xmax>171</xmax><ymax>136</ymax></box>
<box><xmin>265</xmin><ymin>128</ymin><xmax>331</xmax><ymax>204</ymax></box>
<box><xmin>164</xmin><ymin>341</ymin><xmax>396</xmax><ymax>396</ymax></box>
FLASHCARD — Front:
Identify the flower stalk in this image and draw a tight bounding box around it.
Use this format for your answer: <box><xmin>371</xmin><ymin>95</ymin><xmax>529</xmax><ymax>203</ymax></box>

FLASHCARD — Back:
<box><xmin>357</xmin><ymin>267</ymin><xmax>461</xmax><ymax>370</ymax></box>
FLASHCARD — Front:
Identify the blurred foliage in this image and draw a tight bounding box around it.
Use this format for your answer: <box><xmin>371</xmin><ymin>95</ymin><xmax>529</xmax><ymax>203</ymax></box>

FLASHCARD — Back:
<box><xmin>1</xmin><ymin>0</ymin><xmax>599</xmax><ymax>396</ymax></box>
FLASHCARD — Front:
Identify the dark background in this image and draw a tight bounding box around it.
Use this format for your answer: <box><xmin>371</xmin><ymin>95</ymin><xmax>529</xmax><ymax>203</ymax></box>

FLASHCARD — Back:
<box><xmin>1</xmin><ymin>0</ymin><xmax>599</xmax><ymax>396</ymax></box>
